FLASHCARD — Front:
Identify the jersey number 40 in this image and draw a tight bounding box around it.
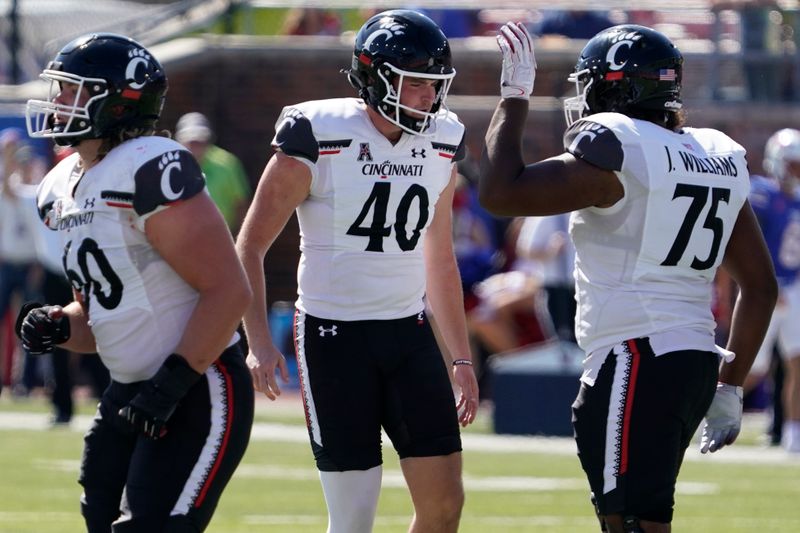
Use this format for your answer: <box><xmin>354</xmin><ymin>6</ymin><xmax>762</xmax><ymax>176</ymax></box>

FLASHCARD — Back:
<box><xmin>347</xmin><ymin>182</ymin><xmax>430</xmax><ymax>252</ymax></box>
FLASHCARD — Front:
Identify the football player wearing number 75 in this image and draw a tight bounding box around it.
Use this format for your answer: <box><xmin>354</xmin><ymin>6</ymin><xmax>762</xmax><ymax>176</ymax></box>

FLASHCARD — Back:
<box><xmin>19</xmin><ymin>33</ymin><xmax>254</xmax><ymax>532</ymax></box>
<box><xmin>479</xmin><ymin>22</ymin><xmax>777</xmax><ymax>532</ymax></box>
<box><xmin>236</xmin><ymin>9</ymin><xmax>479</xmax><ymax>533</ymax></box>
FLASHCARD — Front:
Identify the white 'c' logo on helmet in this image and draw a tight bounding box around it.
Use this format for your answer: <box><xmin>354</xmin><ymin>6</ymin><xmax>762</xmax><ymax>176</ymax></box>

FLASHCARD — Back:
<box><xmin>362</xmin><ymin>22</ymin><xmax>405</xmax><ymax>50</ymax></box>
<box><xmin>605</xmin><ymin>32</ymin><xmax>642</xmax><ymax>71</ymax></box>
<box><xmin>125</xmin><ymin>49</ymin><xmax>152</xmax><ymax>89</ymax></box>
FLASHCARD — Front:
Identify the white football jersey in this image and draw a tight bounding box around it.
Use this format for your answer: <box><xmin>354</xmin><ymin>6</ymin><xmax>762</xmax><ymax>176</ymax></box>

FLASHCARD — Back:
<box><xmin>273</xmin><ymin>98</ymin><xmax>465</xmax><ymax>320</ymax></box>
<box><xmin>564</xmin><ymin>112</ymin><xmax>750</xmax><ymax>360</ymax></box>
<box><xmin>36</xmin><ymin>136</ymin><xmax>223</xmax><ymax>383</ymax></box>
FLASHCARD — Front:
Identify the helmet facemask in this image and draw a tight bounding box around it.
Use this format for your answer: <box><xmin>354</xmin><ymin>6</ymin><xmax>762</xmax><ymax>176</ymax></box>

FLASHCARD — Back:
<box><xmin>26</xmin><ymin>33</ymin><xmax>167</xmax><ymax>148</ymax></box>
<box><xmin>26</xmin><ymin>69</ymin><xmax>108</xmax><ymax>145</ymax></box>
<box><xmin>375</xmin><ymin>62</ymin><xmax>455</xmax><ymax>136</ymax></box>
<box><xmin>564</xmin><ymin>68</ymin><xmax>593</xmax><ymax>126</ymax></box>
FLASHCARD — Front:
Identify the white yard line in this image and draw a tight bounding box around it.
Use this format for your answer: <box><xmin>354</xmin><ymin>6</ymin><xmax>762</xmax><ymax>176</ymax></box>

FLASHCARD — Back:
<box><xmin>1</xmin><ymin>411</ymin><xmax>798</xmax><ymax>465</ymax></box>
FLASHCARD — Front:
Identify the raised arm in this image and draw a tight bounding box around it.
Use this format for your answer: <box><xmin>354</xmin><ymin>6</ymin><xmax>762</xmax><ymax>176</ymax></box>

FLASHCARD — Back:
<box><xmin>479</xmin><ymin>23</ymin><xmax>623</xmax><ymax>217</ymax></box>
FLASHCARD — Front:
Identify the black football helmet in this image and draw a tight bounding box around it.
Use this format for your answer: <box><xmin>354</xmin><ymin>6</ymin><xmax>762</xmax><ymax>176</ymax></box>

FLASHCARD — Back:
<box><xmin>26</xmin><ymin>33</ymin><xmax>167</xmax><ymax>146</ymax></box>
<box><xmin>346</xmin><ymin>9</ymin><xmax>455</xmax><ymax>136</ymax></box>
<box><xmin>564</xmin><ymin>25</ymin><xmax>682</xmax><ymax>126</ymax></box>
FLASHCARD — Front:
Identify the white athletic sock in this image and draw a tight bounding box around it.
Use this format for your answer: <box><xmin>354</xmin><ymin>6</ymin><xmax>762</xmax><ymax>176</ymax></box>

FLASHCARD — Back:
<box><xmin>320</xmin><ymin>465</ymin><xmax>382</xmax><ymax>533</ymax></box>
<box><xmin>782</xmin><ymin>420</ymin><xmax>800</xmax><ymax>453</ymax></box>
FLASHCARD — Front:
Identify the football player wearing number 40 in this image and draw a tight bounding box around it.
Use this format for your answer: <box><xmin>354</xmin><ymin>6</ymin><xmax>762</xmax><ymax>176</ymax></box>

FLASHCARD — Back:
<box><xmin>480</xmin><ymin>23</ymin><xmax>777</xmax><ymax>533</ymax></box>
<box><xmin>235</xmin><ymin>9</ymin><xmax>479</xmax><ymax>533</ymax></box>
<box><xmin>20</xmin><ymin>33</ymin><xmax>254</xmax><ymax>532</ymax></box>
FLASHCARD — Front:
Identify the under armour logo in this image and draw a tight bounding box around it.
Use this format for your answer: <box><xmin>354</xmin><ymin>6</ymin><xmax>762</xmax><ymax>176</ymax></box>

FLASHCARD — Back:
<box><xmin>417</xmin><ymin>311</ymin><xmax>425</xmax><ymax>325</ymax></box>
<box><xmin>411</xmin><ymin>148</ymin><xmax>426</xmax><ymax>158</ymax></box>
<box><xmin>84</xmin><ymin>197</ymin><xmax>96</xmax><ymax>209</ymax></box>
<box><xmin>319</xmin><ymin>325</ymin><xmax>338</xmax><ymax>337</ymax></box>
<box><xmin>357</xmin><ymin>142</ymin><xmax>373</xmax><ymax>162</ymax></box>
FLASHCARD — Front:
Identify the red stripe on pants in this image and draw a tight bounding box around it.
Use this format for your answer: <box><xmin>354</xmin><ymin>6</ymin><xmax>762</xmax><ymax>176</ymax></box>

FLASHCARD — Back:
<box><xmin>618</xmin><ymin>340</ymin><xmax>641</xmax><ymax>475</ymax></box>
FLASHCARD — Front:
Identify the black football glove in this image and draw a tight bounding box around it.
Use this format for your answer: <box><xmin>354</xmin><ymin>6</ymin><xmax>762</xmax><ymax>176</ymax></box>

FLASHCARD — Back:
<box><xmin>15</xmin><ymin>302</ymin><xmax>71</xmax><ymax>355</ymax></box>
<box><xmin>118</xmin><ymin>353</ymin><xmax>202</xmax><ymax>439</ymax></box>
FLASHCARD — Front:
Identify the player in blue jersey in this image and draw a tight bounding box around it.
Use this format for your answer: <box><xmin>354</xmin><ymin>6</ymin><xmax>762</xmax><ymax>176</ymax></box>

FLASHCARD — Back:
<box><xmin>747</xmin><ymin>128</ymin><xmax>800</xmax><ymax>453</ymax></box>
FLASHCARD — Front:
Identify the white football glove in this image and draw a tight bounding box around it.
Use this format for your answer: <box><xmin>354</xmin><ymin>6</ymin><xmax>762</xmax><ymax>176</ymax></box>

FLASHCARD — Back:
<box><xmin>497</xmin><ymin>22</ymin><xmax>536</xmax><ymax>100</ymax></box>
<box><xmin>699</xmin><ymin>382</ymin><xmax>743</xmax><ymax>454</ymax></box>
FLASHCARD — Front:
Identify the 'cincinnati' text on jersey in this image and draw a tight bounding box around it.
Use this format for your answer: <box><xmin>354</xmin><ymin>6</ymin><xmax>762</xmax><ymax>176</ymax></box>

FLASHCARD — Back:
<box><xmin>361</xmin><ymin>161</ymin><xmax>424</xmax><ymax>177</ymax></box>
<box><xmin>58</xmin><ymin>210</ymin><xmax>94</xmax><ymax>230</ymax></box>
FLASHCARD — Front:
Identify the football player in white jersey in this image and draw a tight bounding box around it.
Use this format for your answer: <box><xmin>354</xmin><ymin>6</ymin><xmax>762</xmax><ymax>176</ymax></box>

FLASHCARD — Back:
<box><xmin>480</xmin><ymin>23</ymin><xmax>777</xmax><ymax>533</ymax></box>
<box><xmin>18</xmin><ymin>33</ymin><xmax>254</xmax><ymax>532</ymax></box>
<box><xmin>236</xmin><ymin>10</ymin><xmax>479</xmax><ymax>533</ymax></box>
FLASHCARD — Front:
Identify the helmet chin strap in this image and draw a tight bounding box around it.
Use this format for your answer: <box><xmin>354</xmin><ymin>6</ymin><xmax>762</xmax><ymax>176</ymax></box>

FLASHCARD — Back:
<box><xmin>377</xmin><ymin>103</ymin><xmax>434</xmax><ymax>136</ymax></box>
<box><xmin>57</xmin><ymin>137</ymin><xmax>78</xmax><ymax>147</ymax></box>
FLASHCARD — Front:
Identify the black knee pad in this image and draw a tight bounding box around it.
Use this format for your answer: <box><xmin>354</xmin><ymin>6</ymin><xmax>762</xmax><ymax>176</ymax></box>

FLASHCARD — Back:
<box><xmin>81</xmin><ymin>490</ymin><xmax>120</xmax><ymax>533</ymax></box>
<box><xmin>311</xmin><ymin>438</ymin><xmax>380</xmax><ymax>472</ymax></box>
<box><xmin>639</xmin><ymin>506</ymin><xmax>674</xmax><ymax>524</ymax></box>
<box><xmin>622</xmin><ymin>515</ymin><xmax>644</xmax><ymax>533</ymax></box>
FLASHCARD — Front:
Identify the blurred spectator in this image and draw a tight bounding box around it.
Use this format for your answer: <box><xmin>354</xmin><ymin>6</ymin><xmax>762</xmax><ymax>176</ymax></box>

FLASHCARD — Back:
<box><xmin>467</xmin><ymin>218</ymin><xmax>549</xmax><ymax>356</ymax></box>
<box><xmin>534</xmin><ymin>10</ymin><xmax>615</xmax><ymax>39</ymax></box>
<box><xmin>0</xmin><ymin>128</ymin><xmax>46</xmax><ymax>395</ymax></box>
<box><xmin>516</xmin><ymin>214</ymin><xmax>577</xmax><ymax>343</ymax></box>
<box><xmin>452</xmin><ymin>170</ymin><xmax>499</xmax><ymax>389</ymax></box>
<box><xmin>741</xmin><ymin>2</ymin><xmax>783</xmax><ymax>101</ymax></box>
<box><xmin>175</xmin><ymin>112</ymin><xmax>252</xmax><ymax>235</ymax></box>
<box><xmin>453</xmin><ymin>172</ymin><xmax>500</xmax><ymax>305</ymax></box>
<box><xmin>712</xmin><ymin>0</ymin><xmax>784</xmax><ymax>101</ymax></box>
<box><xmin>280</xmin><ymin>8</ymin><xmax>342</xmax><ymax>36</ymax></box>
<box><xmin>29</xmin><ymin>146</ymin><xmax>109</xmax><ymax>423</ymax></box>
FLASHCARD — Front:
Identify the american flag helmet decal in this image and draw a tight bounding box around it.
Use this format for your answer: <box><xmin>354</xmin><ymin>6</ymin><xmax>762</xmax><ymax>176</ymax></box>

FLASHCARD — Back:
<box><xmin>659</xmin><ymin>68</ymin><xmax>676</xmax><ymax>81</ymax></box>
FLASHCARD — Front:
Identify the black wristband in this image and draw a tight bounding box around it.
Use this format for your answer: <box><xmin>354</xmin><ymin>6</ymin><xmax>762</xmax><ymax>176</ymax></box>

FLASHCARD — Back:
<box><xmin>452</xmin><ymin>358</ymin><xmax>473</xmax><ymax>367</ymax></box>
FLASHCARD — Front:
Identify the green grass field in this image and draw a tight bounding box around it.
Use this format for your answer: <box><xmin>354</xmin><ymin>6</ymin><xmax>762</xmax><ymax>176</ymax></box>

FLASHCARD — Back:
<box><xmin>1</xmin><ymin>393</ymin><xmax>799</xmax><ymax>532</ymax></box>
